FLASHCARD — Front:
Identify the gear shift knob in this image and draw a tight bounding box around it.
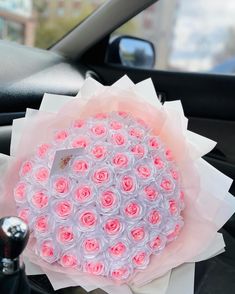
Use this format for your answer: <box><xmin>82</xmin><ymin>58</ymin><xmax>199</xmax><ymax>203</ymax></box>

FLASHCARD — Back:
<box><xmin>0</xmin><ymin>216</ymin><xmax>29</xmax><ymax>275</ymax></box>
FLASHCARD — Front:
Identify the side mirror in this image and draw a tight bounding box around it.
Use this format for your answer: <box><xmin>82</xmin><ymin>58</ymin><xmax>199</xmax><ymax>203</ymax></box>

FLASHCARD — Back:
<box><xmin>107</xmin><ymin>36</ymin><xmax>155</xmax><ymax>69</ymax></box>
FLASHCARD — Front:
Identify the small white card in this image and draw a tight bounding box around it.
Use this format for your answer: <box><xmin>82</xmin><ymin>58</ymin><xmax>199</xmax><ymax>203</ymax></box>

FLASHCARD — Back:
<box><xmin>50</xmin><ymin>148</ymin><xmax>83</xmax><ymax>175</ymax></box>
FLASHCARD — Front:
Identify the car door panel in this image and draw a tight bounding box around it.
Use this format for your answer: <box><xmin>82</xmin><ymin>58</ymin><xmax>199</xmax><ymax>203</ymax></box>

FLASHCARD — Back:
<box><xmin>0</xmin><ymin>42</ymin><xmax>86</xmax><ymax>156</ymax></box>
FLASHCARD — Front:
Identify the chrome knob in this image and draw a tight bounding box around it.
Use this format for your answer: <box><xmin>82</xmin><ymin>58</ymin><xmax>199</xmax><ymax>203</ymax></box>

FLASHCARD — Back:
<box><xmin>0</xmin><ymin>216</ymin><xmax>29</xmax><ymax>274</ymax></box>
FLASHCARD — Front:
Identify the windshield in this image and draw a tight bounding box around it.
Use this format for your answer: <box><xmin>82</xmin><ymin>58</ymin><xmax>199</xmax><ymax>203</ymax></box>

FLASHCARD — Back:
<box><xmin>0</xmin><ymin>0</ymin><xmax>105</xmax><ymax>49</ymax></box>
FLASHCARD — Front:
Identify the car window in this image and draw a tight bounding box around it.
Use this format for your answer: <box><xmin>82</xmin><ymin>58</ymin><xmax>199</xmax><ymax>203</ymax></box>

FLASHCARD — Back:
<box><xmin>114</xmin><ymin>0</ymin><xmax>235</xmax><ymax>75</ymax></box>
<box><xmin>0</xmin><ymin>0</ymin><xmax>106</xmax><ymax>49</ymax></box>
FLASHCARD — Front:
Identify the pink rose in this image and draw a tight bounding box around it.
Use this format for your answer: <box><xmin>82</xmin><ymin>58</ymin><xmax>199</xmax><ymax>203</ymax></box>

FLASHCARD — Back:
<box><xmin>165</xmin><ymin>149</ymin><xmax>173</xmax><ymax>161</ymax></box>
<box><xmin>109</xmin><ymin>242</ymin><xmax>126</xmax><ymax>257</ymax></box>
<box><xmin>37</xmin><ymin>144</ymin><xmax>50</xmax><ymax>159</ymax></box>
<box><xmin>136</xmin><ymin>165</ymin><xmax>151</xmax><ymax>179</ymax></box>
<box><xmin>93</xmin><ymin>168</ymin><xmax>110</xmax><ymax>184</ymax></box>
<box><xmin>60</xmin><ymin>253</ymin><xmax>78</xmax><ymax>268</ymax></box>
<box><xmin>54</xmin><ymin>130</ymin><xmax>69</xmax><ymax>142</ymax></box>
<box><xmin>84</xmin><ymin>238</ymin><xmax>100</xmax><ymax>253</ymax></box>
<box><xmin>112</xmin><ymin>153</ymin><xmax>128</xmax><ymax>168</ymax></box>
<box><xmin>18</xmin><ymin>208</ymin><xmax>30</xmax><ymax>224</ymax></box>
<box><xmin>31</xmin><ymin>191</ymin><xmax>49</xmax><ymax>209</ymax></box>
<box><xmin>14</xmin><ymin>182</ymin><xmax>27</xmax><ymax>202</ymax></box>
<box><xmin>169</xmin><ymin>199</ymin><xmax>178</xmax><ymax>215</ymax></box>
<box><xmin>74</xmin><ymin>185</ymin><xmax>92</xmax><ymax>203</ymax></box>
<box><xmin>110</xmin><ymin>121</ymin><xmax>123</xmax><ymax>130</ymax></box>
<box><xmin>20</xmin><ymin>161</ymin><xmax>33</xmax><ymax>176</ymax></box>
<box><xmin>72</xmin><ymin>159</ymin><xmax>89</xmax><ymax>174</ymax></box>
<box><xmin>132</xmin><ymin>251</ymin><xmax>147</xmax><ymax>266</ymax></box>
<box><xmin>136</xmin><ymin>117</ymin><xmax>148</xmax><ymax>128</ymax></box>
<box><xmin>35</xmin><ymin>215</ymin><xmax>49</xmax><ymax>233</ymax></box>
<box><xmin>153</xmin><ymin>157</ymin><xmax>164</xmax><ymax>169</ymax></box>
<box><xmin>73</xmin><ymin>119</ymin><xmax>85</xmax><ymax>129</ymax></box>
<box><xmin>149</xmin><ymin>236</ymin><xmax>162</xmax><ymax>250</ymax></box>
<box><xmin>85</xmin><ymin>261</ymin><xmax>104</xmax><ymax>275</ymax></box>
<box><xmin>124</xmin><ymin>202</ymin><xmax>140</xmax><ymax>218</ymax></box>
<box><xmin>111</xmin><ymin>133</ymin><xmax>126</xmax><ymax>146</ymax></box>
<box><xmin>91</xmin><ymin>124</ymin><xmax>107</xmax><ymax>136</ymax></box>
<box><xmin>117</xmin><ymin>111</ymin><xmax>128</xmax><ymax>118</ymax></box>
<box><xmin>171</xmin><ymin>170</ymin><xmax>179</xmax><ymax>180</ymax></box>
<box><xmin>55</xmin><ymin>200</ymin><xmax>73</xmax><ymax>218</ymax></box>
<box><xmin>167</xmin><ymin>224</ymin><xmax>181</xmax><ymax>240</ymax></box>
<box><xmin>131</xmin><ymin>144</ymin><xmax>145</xmax><ymax>158</ymax></box>
<box><xmin>100</xmin><ymin>190</ymin><xmax>116</xmax><ymax>209</ymax></box>
<box><xmin>71</xmin><ymin>136</ymin><xmax>89</xmax><ymax>148</ymax></box>
<box><xmin>57</xmin><ymin>226</ymin><xmax>74</xmax><ymax>244</ymax></box>
<box><xmin>53</xmin><ymin>177</ymin><xmax>70</xmax><ymax>195</ymax></box>
<box><xmin>94</xmin><ymin>113</ymin><xmax>107</xmax><ymax>119</ymax></box>
<box><xmin>160</xmin><ymin>178</ymin><xmax>173</xmax><ymax>191</ymax></box>
<box><xmin>121</xmin><ymin>175</ymin><xmax>135</xmax><ymax>193</ymax></box>
<box><xmin>148</xmin><ymin>210</ymin><xmax>161</xmax><ymax>225</ymax></box>
<box><xmin>111</xmin><ymin>267</ymin><xmax>128</xmax><ymax>279</ymax></box>
<box><xmin>40</xmin><ymin>240</ymin><xmax>54</xmax><ymax>258</ymax></box>
<box><xmin>128</xmin><ymin>128</ymin><xmax>143</xmax><ymax>139</ymax></box>
<box><xmin>148</xmin><ymin>137</ymin><xmax>159</xmax><ymax>149</ymax></box>
<box><xmin>143</xmin><ymin>185</ymin><xmax>158</xmax><ymax>201</ymax></box>
<box><xmin>104</xmin><ymin>218</ymin><xmax>121</xmax><ymax>235</ymax></box>
<box><xmin>79</xmin><ymin>211</ymin><xmax>97</xmax><ymax>228</ymax></box>
<box><xmin>34</xmin><ymin>167</ymin><xmax>49</xmax><ymax>183</ymax></box>
<box><xmin>91</xmin><ymin>145</ymin><xmax>107</xmax><ymax>160</ymax></box>
<box><xmin>130</xmin><ymin>227</ymin><xmax>145</xmax><ymax>241</ymax></box>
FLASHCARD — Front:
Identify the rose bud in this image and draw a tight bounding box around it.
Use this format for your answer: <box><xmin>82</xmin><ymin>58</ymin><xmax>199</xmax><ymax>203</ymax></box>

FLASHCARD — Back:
<box><xmin>98</xmin><ymin>188</ymin><xmax>119</xmax><ymax>213</ymax></box>
<box><xmin>38</xmin><ymin>239</ymin><xmax>59</xmax><ymax>263</ymax></box>
<box><xmin>108</xmin><ymin>240</ymin><xmax>128</xmax><ymax>259</ymax></box>
<box><xmin>92</xmin><ymin>166</ymin><xmax>111</xmax><ymax>185</ymax></box>
<box><xmin>18</xmin><ymin>207</ymin><xmax>31</xmax><ymax>224</ymax></box>
<box><xmin>84</xmin><ymin>260</ymin><xmax>106</xmax><ymax>276</ymax></box>
<box><xmin>70</xmin><ymin>135</ymin><xmax>89</xmax><ymax>149</ymax></box>
<box><xmin>110</xmin><ymin>263</ymin><xmax>131</xmax><ymax>280</ymax></box>
<box><xmin>54</xmin><ymin>200</ymin><xmax>73</xmax><ymax>220</ymax></box>
<box><xmin>36</xmin><ymin>143</ymin><xmax>51</xmax><ymax>159</ymax></box>
<box><xmin>73</xmin><ymin>184</ymin><xmax>94</xmax><ymax>204</ymax></box>
<box><xmin>54</xmin><ymin>129</ymin><xmax>69</xmax><ymax>143</ymax></box>
<box><xmin>56</xmin><ymin>225</ymin><xmax>75</xmax><ymax>245</ymax></box>
<box><xmin>33</xmin><ymin>166</ymin><xmax>50</xmax><ymax>184</ymax></box>
<box><xmin>90</xmin><ymin>144</ymin><xmax>107</xmax><ymax>160</ymax></box>
<box><xmin>60</xmin><ymin>251</ymin><xmax>79</xmax><ymax>268</ymax></box>
<box><xmin>148</xmin><ymin>234</ymin><xmax>166</xmax><ymax>253</ymax></box>
<box><xmin>123</xmin><ymin>200</ymin><xmax>144</xmax><ymax>221</ymax></box>
<box><xmin>103</xmin><ymin>217</ymin><xmax>123</xmax><ymax>237</ymax></box>
<box><xmin>119</xmin><ymin>174</ymin><xmax>136</xmax><ymax>194</ymax></box>
<box><xmin>72</xmin><ymin>157</ymin><xmax>90</xmax><ymax>176</ymax></box>
<box><xmin>81</xmin><ymin>235</ymin><xmax>102</xmax><ymax>257</ymax></box>
<box><xmin>91</xmin><ymin>124</ymin><xmax>107</xmax><ymax>137</ymax></box>
<box><xmin>52</xmin><ymin>176</ymin><xmax>71</xmax><ymax>197</ymax></box>
<box><xmin>31</xmin><ymin>190</ymin><xmax>49</xmax><ymax>210</ymax></box>
<box><xmin>77</xmin><ymin>208</ymin><xmax>98</xmax><ymax>231</ymax></box>
<box><xmin>132</xmin><ymin>250</ymin><xmax>150</xmax><ymax>269</ymax></box>
<box><xmin>160</xmin><ymin>178</ymin><xmax>174</xmax><ymax>192</ymax></box>
<box><xmin>142</xmin><ymin>184</ymin><xmax>160</xmax><ymax>202</ymax></box>
<box><xmin>20</xmin><ymin>160</ymin><xmax>33</xmax><ymax>177</ymax></box>
<box><xmin>34</xmin><ymin>214</ymin><xmax>51</xmax><ymax>235</ymax></box>
<box><xmin>14</xmin><ymin>182</ymin><xmax>28</xmax><ymax>203</ymax></box>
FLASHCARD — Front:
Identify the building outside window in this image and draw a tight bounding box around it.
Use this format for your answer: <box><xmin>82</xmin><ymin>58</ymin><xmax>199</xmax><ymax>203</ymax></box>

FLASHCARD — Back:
<box><xmin>0</xmin><ymin>0</ymin><xmax>35</xmax><ymax>46</ymax></box>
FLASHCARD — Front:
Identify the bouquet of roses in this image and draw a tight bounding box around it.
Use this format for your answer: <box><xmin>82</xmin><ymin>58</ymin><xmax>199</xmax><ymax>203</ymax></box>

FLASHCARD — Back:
<box><xmin>0</xmin><ymin>76</ymin><xmax>234</xmax><ymax>294</ymax></box>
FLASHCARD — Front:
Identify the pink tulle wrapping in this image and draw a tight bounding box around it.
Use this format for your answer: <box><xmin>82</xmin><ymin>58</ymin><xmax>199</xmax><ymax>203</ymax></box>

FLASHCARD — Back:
<box><xmin>0</xmin><ymin>86</ymin><xmax>231</xmax><ymax>288</ymax></box>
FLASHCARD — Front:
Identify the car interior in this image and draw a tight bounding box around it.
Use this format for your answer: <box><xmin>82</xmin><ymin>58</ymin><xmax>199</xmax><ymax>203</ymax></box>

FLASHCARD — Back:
<box><xmin>0</xmin><ymin>0</ymin><xmax>235</xmax><ymax>293</ymax></box>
